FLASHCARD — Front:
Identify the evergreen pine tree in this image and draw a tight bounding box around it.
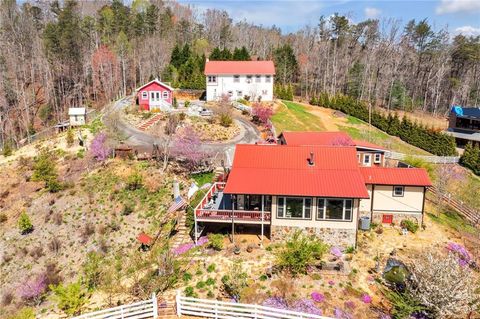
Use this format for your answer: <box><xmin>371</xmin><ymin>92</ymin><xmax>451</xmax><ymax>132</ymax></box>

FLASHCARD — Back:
<box><xmin>209</xmin><ymin>47</ymin><xmax>222</xmax><ymax>60</ymax></box>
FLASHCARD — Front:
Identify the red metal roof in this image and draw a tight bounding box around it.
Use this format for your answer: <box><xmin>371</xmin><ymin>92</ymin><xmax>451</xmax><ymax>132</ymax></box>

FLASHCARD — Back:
<box><xmin>280</xmin><ymin>131</ymin><xmax>385</xmax><ymax>151</ymax></box>
<box><xmin>360</xmin><ymin>167</ymin><xmax>432</xmax><ymax>186</ymax></box>
<box><xmin>137</xmin><ymin>232</ymin><xmax>153</xmax><ymax>245</ymax></box>
<box><xmin>224</xmin><ymin>145</ymin><xmax>369</xmax><ymax>198</ymax></box>
<box><xmin>352</xmin><ymin>139</ymin><xmax>386</xmax><ymax>151</ymax></box>
<box><xmin>204</xmin><ymin>61</ymin><xmax>275</xmax><ymax>75</ymax></box>
<box><xmin>280</xmin><ymin>131</ymin><xmax>354</xmax><ymax>146</ymax></box>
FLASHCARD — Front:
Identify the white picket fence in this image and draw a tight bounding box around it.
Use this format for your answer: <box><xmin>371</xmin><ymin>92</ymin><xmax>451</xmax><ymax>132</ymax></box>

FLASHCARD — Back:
<box><xmin>176</xmin><ymin>292</ymin><xmax>333</xmax><ymax>319</ymax></box>
<box><xmin>385</xmin><ymin>151</ymin><xmax>460</xmax><ymax>164</ymax></box>
<box><xmin>71</xmin><ymin>293</ymin><xmax>158</xmax><ymax>319</ymax></box>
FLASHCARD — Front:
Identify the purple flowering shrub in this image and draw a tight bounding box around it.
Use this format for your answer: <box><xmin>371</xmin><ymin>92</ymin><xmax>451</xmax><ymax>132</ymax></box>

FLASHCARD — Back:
<box><xmin>18</xmin><ymin>273</ymin><xmax>47</xmax><ymax>305</ymax></box>
<box><xmin>361</xmin><ymin>293</ymin><xmax>372</xmax><ymax>304</ymax></box>
<box><xmin>446</xmin><ymin>242</ymin><xmax>472</xmax><ymax>267</ymax></box>
<box><xmin>330</xmin><ymin>246</ymin><xmax>343</xmax><ymax>258</ymax></box>
<box><xmin>311</xmin><ymin>291</ymin><xmax>325</xmax><ymax>303</ymax></box>
<box><xmin>262</xmin><ymin>297</ymin><xmax>323</xmax><ymax>316</ymax></box>
<box><xmin>90</xmin><ymin>132</ymin><xmax>110</xmax><ymax>161</ymax></box>
<box><xmin>334</xmin><ymin>307</ymin><xmax>353</xmax><ymax>319</ymax></box>
<box><xmin>172</xmin><ymin>236</ymin><xmax>208</xmax><ymax>255</ymax></box>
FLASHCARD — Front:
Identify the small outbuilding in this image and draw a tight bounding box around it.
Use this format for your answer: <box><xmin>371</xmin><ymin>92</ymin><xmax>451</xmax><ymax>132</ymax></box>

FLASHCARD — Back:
<box><xmin>68</xmin><ymin>107</ymin><xmax>87</xmax><ymax>126</ymax></box>
<box><xmin>136</xmin><ymin>78</ymin><xmax>174</xmax><ymax>112</ymax></box>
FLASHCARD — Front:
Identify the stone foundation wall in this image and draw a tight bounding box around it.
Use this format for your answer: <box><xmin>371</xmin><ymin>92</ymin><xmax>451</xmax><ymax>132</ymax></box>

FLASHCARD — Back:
<box><xmin>271</xmin><ymin>225</ymin><xmax>356</xmax><ymax>248</ymax></box>
<box><xmin>372</xmin><ymin>212</ymin><xmax>422</xmax><ymax>225</ymax></box>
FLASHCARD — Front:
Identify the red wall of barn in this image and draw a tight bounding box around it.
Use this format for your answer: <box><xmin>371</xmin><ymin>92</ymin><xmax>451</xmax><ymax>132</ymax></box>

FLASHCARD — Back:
<box><xmin>137</xmin><ymin>82</ymin><xmax>173</xmax><ymax>111</ymax></box>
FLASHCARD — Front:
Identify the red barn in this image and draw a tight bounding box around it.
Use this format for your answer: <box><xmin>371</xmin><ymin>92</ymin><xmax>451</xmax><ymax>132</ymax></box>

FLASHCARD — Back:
<box><xmin>136</xmin><ymin>78</ymin><xmax>174</xmax><ymax>111</ymax></box>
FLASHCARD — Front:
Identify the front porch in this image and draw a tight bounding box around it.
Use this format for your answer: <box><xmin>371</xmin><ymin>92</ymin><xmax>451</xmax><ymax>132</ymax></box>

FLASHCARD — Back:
<box><xmin>194</xmin><ymin>183</ymin><xmax>271</xmax><ymax>225</ymax></box>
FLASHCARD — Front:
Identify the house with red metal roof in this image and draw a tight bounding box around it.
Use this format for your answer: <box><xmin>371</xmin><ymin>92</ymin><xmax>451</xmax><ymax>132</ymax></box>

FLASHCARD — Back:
<box><xmin>204</xmin><ymin>60</ymin><xmax>275</xmax><ymax>102</ymax></box>
<box><xmin>194</xmin><ymin>132</ymin><xmax>431</xmax><ymax>248</ymax></box>
<box><xmin>135</xmin><ymin>78</ymin><xmax>174</xmax><ymax>111</ymax></box>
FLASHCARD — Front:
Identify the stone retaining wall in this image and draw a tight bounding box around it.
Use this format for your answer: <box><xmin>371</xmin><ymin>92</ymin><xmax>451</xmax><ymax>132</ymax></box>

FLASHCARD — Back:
<box><xmin>271</xmin><ymin>225</ymin><xmax>356</xmax><ymax>248</ymax></box>
<box><xmin>372</xmin><ymin>212</ymin><xmax>422</xmax><ymax>225</ymax></box>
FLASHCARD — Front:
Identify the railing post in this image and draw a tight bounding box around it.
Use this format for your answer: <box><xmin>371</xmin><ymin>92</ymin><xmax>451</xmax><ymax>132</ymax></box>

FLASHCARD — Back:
<box><xmin>215</xmin><ymin>300</ymin><xmax>218</xmax><ymax>319</ymax></box>
<box><xmin>176</xmin><ymin>290</ymin><xmax>182</xmax><ymax>317</ymax></box>
<box><xmin>120</xmin><ymin>305</ymin><xmax>124</xmax><ymax>319</ymax></box>
<box><xmin>152</xmin><ymin>292</ymin><xmax>158</xmax><ymax>319</ymax></box>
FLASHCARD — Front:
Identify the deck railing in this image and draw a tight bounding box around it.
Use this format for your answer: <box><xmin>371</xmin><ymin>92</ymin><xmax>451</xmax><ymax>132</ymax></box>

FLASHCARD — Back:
<box><xmin>196</xmin><ymin>209</ymin><xmax>271</xmax><ymax>222</ymax></box>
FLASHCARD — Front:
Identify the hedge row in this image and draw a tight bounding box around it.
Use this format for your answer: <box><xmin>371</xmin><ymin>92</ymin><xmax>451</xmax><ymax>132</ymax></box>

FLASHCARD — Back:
<box><xmin>460</xmin><ymin>142</ymin><xmax>480</xmax><ymax>175</ymax></box>
<box><xmin>310</xmin><ymin>93</ymin><xmax>457</xmax><ymax>156</ymax></box>
<box><xmin>274</xmin><ymin>84</ymin><xmax>294</xmax><ymax>101</ymax></box>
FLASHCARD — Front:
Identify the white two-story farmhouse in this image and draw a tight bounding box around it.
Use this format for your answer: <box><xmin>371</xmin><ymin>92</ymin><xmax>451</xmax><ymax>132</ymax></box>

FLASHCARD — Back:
<box><xmin>204</xmin><ymin>60</ymin><xmax>275</xmax><ymax>102</ymax></box>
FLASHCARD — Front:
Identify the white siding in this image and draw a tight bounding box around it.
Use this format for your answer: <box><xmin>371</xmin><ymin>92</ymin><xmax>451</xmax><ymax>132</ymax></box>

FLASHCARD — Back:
<box><xmin>206</xmin><ymin>74</ymin><xmax>274</xmax><ymax>102</ymax></box>
<box><xmin>371</xmin><ymin>185</ymin><xmax>425</xmax><ymax>213</ymax></box>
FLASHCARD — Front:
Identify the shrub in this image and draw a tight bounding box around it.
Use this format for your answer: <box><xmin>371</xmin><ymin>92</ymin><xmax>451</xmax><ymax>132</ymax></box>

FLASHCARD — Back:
<box><xmin>184</xmin><ymin>286</ymin><xmax>196</xmax><ymax>297</ymax></box>
<box><xmin>207</xmin><ymin>234</ymin><xmax>224</xmax><ymax>251</ymax></box>
<box><xmin>6</xmin><ymin>307</ymin><xmax>35</xmax><ymax>319</ymax></box>
<box><xmin>221</xmin><ymin>262</ymin><xmax>248</xmax><ymax>301</ymax></box>
<box><xmin>219</xmin><ymin>114</ymin><xmax>233</xmax><ymax>127</ymax></box>
<box><xmin>184</xmin><ymin>100</ymin><xmax>190</xmax><ymax>108</ymax></box>
<box><xmin>83</xmin><ymin>251</ymin><xmax>103</xmax><ymax>290</ymax></box>
<box><xmin>2</xmin><ymin>142</ymin><xmax>13</xmax><ymax>156</ymax></box>
<box><xmin>1</xmin><ymin>290</ymin><xmax>14</xmax><ymax>306</ymax></box>
<box><xmin>19</xmin><ymin>273</ymin><xmax>47</xmax><ymax>305</ymax></box>
<box><xmin>66</xmin><ymin>129</ymin><xmax>74</xmax><ymax>147</ymax></box>
<box><xmin>32</xmin><ymin>149</ymin><xmax>62</xmax><ymax>192</ymax></box>
<box><xmin>460</xmin><ymin>142</ymin><xmax>480</xmax><ymax>175</ymax></box>
<box><xmin>275</xmin><ymin>231</ymin><xmax>328</xmax><ymax>276</ymax></box>
<box><xmin>207</xmin><ymin>264</ymin><xmax>216</xmax><ymax>273</ymax></box>
<box><xmin>196</xmin><ymin>281</ymin><xmax>206</xmax><ymax>289</ymax></box>
<box><xmin>179</xmin><ymin>112</ymin><xmax>186</xmax><ymax>121</ymax></box>
<box><xmin>251</xmin><ymin>102</ymin><xmax>273</xmax><ymax>126</ymax></box>
<box><xmin>126</xmin><ymin>172</ymin><xmax>143</xmax><ymax>190</ymax></box>
<box><xmin>0</xmin><ymin>213</ymin><xmax>7</xmax><ymax>223</ymax></box>
<box><xmin>400</xmin><ymin>220</ymin><xmax>419</xmax><ymax>233</ymax></box>
<box><xmin>207</xmin><ymin>290</ymin><xmax>214</xmax><ymax>298</ymax></box>
<box><xmin>89</xmin><ymin>132</ymin><xmax>110</xmax><ymax>162</ymax></box>
<box><xmin>206</xmin><ymin>277</ymin><xmax>215</xmax><ymax>286</ymax></box>
<box><xmin>345</xmin><ymin>246</ymin><xmax>355</xmax><ymax>254</ymax></box>
<box><xmin>48</xmin><ymin>237</ymin><xmax>62</xmax><ymax>254</ymax></box>
<box><xmin>18</xmin><ymin>212</ymin><xmax>33</xmax><ymax>235</ymax></box>
<box><xmin>182</xmin><ymin>272</ymin><xmax>192</xmax><ymax>282</ymax></box>
<box><xmin>173</xmin><ymin>97</ymin><xmax>178</xmax><ymax>108</ymax></box>
<box><xmin>121</xmin><ymin>202</ymin><xmax>134</xmax><ymax>216</ymax></box>
<box><xmin>50</xmin><ymin>281</ymin><xmax>86</xmax><ymax>316</ymax></box>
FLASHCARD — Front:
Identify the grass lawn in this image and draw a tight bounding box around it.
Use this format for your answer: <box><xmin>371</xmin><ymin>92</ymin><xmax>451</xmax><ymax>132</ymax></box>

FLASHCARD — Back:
<box><xmin>271</xmin><ymin>100</ymin><xmax>326</xmax><ymax>132</ymax></box>
<box><xmin>427</xmin><ymin>210</ymin><xmax>479</xmax><ymax>235</ymax></box>
<box><xmin>191</xmin><ymin>171</ymin><xmax>214</xmax><ymax>187</ymax></box>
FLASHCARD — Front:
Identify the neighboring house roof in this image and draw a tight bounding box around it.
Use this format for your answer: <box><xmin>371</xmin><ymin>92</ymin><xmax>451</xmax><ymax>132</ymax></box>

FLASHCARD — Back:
<box><xmin>279</xmin><ymin>131</ymin><xmax>385</xmax><ymax>150</ymax></box>
<box><xmin>360</xmin><ymin>167</ymin><xmax>432</xmax><ymax>187</ymax></box>
<box><xmin>223</xmin><ymin>144</ymin><xmax>369</xmax><ymax>198</ymax></box>
<box><xmin>68</xmin><ymin>107</ymin><xmax>86</xmax><ymax>115</ymax></box>
<box><xmin>451</xmin><ymin>106</ymin><xmax>480</xmax><ymax>119</ymax></box>
<box><xmin>204</xmin><ymin>60</ymin><xmax>276</xmax><ymax>75</ymax></box>
<box><xmin>135</xmin><ymin>78</ymin><xmax>174</xmax><ymax>92</ymax></box>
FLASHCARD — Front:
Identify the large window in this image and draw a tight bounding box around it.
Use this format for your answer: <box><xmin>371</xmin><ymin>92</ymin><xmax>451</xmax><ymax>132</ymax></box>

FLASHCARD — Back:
<box><xmin>277</xmin><ymin>197</ymin><xmax>312</xmax><ymax>219</ymax></box>
<box><xmin>317</xmin><ymin>198</ymin><xmax>353</xmax><ymax>221</ymax></box>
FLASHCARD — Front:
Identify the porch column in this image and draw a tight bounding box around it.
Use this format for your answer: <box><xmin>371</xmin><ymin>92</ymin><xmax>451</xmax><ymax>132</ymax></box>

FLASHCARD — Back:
<box><xmin>261</xmin><ymin>195</ymin><xmax>264</xmax><ymax>247</ymax></box>
<box><xmin>194</xmin><ymin>205</ymin><xmax>198</xmax><ymax>245</ymax></box>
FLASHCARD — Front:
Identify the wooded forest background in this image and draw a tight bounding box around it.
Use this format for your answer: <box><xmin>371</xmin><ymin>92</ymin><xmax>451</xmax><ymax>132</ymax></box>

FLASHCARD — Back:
<box><xmin>0</xmin><ymin>0</ymin><xmax>479</xmax><ymax>146</ymax></box>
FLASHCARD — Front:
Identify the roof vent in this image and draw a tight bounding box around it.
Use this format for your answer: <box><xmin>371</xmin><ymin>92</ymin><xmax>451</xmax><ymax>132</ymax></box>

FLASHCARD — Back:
<box><xmin>308</xmin><ymin>151</ymin><xmax>315</xmax><ymax>166</ymax></box>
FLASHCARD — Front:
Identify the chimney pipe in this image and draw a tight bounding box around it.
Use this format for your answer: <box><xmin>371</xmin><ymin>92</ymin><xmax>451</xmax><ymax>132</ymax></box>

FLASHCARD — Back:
<box><xmin>308</xmin><ymin>152</ymin><xmax>315</xmax><ymax>166</ymax></box>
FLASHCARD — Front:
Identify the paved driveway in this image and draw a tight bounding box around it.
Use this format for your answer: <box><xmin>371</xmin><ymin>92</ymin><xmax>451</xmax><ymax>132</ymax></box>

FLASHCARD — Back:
<box><xmin>103</xmin><ymin>96</ymin><xmax>261</xmax><ymax>161</ymax></box>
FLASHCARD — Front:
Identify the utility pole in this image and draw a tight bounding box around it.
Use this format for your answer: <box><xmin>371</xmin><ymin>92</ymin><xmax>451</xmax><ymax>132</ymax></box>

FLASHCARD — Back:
<box><xmin>231</xmin><ymin>194</ymin><xmax>235</xmax><ymax>245</ymax></box>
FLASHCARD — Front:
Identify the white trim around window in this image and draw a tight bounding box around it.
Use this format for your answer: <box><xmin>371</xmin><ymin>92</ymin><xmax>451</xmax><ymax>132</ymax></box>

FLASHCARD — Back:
<box><xmin>374</xmin><ymin>153</ymin><xmax>382</xmax><ymax>163</ymax></box>
<box><xmin>141</xmin><ymin>91</ymin><xmax>148</xmax><ymax>100</ymax></box>
<box><xmin>316</xmin><ymin>198</ymin><xmax>353</xmax><ymax>221</ymax></box>
<box><xmin>207</xmin><ymin>75</ymin><xmax>217</xmax><ymax>83</ymax></box>
<box><xmin>277</xmin><ymin>197</ymin><xmax>312</xmax><ymax>220</ymax></box>
<box><xmin>363</xmin><ymin>154</ymin><xmax>372</xmax><ymax>166</ymax></box>
<box><xmin>393</xmin><ymin>186</ymin><xmax>405</xmax><ymax>197</ymax></box>
<box><xmin>162</xmin><ymin>91</ymin><xmax>169</xmax><ymax>99</ymax></box>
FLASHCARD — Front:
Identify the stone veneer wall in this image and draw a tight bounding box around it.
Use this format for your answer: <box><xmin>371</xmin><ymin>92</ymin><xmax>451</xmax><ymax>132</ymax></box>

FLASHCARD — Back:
<box><xmin>372</xmin><ymin>212</ymin><xmax>422</xmax><ymax>225</ymax></box>
<box><xmin>271</xmin><ymin>225</ymin><xmax>356</xmax><ymax>248</ymax></box>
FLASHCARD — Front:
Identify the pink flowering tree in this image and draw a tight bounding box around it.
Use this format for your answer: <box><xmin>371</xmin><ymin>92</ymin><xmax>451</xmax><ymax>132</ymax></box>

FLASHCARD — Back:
<box><xmin>90</xmin><ymin>132</ymin><xmax>110</xmax><ymax>162</ymax></box>
<box><xmin>18</xmin><ymin>273</ymin><xmax>47</xmax><ymax>305</ymax></box>
<box><xmin>172</xmin><ymin>126</ymin><xmax>209</xmax><ymax>170</ymax></box>
<box><xmin>252</xmin><ymin>102</ymin><xmax>274</xmax><ymax>126</ymax></box>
